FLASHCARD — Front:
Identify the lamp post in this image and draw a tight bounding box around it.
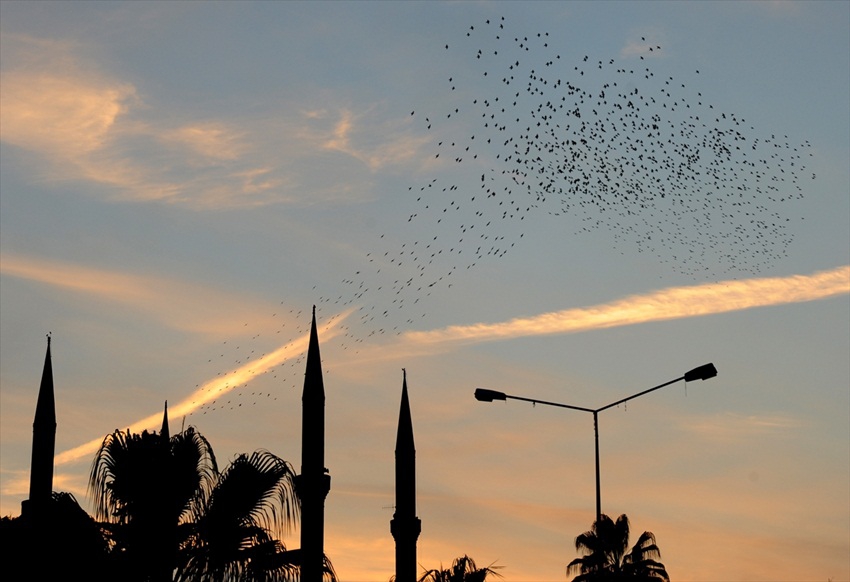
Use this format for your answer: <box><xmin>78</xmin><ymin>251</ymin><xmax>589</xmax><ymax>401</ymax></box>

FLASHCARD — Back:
<box><xmin>474</xmin><ymin>363</ymin><xmax>717</xmax><ymax>525</ymax></box>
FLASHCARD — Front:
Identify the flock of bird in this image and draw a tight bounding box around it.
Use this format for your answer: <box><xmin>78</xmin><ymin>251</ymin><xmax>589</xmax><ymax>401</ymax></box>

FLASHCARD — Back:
<box><xmin>191</xmin><ymin>16</ymin><xmax>813</xmax><ymax>418</ymax></box>
<box><xmin>191</xmin><ymin>309</ymin><xmax>310</xmax><ymax>414</ymax></box>
<box><xmin>334</xmin><ymin>17</ymin><xmax>812</xmax><ymax>340</ymax></box>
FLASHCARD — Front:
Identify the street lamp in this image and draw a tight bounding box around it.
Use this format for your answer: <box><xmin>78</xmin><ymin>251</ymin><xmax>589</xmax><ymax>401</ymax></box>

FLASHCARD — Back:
<box><xmin>474</xmin><ymin>363</ymin><xmax>717</xmax><ymax>524</ymax></box>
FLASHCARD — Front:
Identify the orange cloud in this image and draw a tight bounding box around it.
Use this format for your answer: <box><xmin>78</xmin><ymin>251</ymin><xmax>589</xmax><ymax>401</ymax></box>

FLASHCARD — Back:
<box><xmin>0</xmin><ymin>70</ymin><xmax>135</xmax><ymax>157</ymax></box>
<box><xmin>1</xmin><ymin>35</ymin><xmax>430</xmax><ymax>208</ymax></box>
<box><xmin>0</xmin><ymin>253</ymin><xmax>279</xmax><ymax>336</ymax></box>
<box><xmin>318</xmin><ymin>107</ymin><xmax>431</xmax><ymax>171</ymax></box>
<box><xmin>161</xmin><ymin>122</ymin><xmax>248</xmax><ymax>162</ymax></box>
<box><xmin>0</xmin><ymin>35</ymin><xmax>291</xmax><ymax>207</ymax></box>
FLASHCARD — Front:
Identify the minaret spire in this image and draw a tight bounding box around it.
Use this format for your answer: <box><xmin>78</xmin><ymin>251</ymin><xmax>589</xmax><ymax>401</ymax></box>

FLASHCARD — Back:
<box><xmin>25</xmin><ymin>334</ymin><xmax>56</xmax><ymax>517</ymax></box>
<box><xmin>161</xmin><ymin>400</ymin><xmax>170</xmax><ymax>441</ymax></box>
<box><xmin>391</xmin><ymin>368</ymin><xmax>421</xmax><ymax>582</ymax></box>
<box><xmin>296</xmin><ymin>306</ymin><xmax>331</xmax><ymax>582</ymax></box>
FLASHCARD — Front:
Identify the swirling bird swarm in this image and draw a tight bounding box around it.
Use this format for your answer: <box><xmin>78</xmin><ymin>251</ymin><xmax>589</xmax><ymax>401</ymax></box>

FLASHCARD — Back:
<box><xmin>193</xmin><ymin>18</ymin><xmax>812</xmax><ymax>415</ymax></box>
<box><xmin>347</xmin><ymin>18</ymin><xmax>810</xmax><ymax>330</ymax></box>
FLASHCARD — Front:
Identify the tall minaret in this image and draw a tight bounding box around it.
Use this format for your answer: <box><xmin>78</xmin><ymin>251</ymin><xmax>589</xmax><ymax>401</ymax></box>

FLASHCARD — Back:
<box><xmin>161</xmin><ymin>400</ymin><xmax>170</xmax><ymax>441</ymax></box>
<box><xmin>24</xmin><ymin>335</ymin><xmax>56</xmax><ymax>518</ymax></box>
<box><xmin>390</xmin><ymin>369</ymin><xmax>421</xmax><ymax>582</ymax></box>
<box><xmin>296</xmin><ymin>307</ymin><xmax>331</xmax><ymax>582</ymax></box>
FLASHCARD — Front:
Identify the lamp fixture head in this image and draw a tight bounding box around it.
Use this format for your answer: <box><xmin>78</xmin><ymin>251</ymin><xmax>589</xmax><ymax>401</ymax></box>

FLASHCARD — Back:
<box><xmin>684</xmin><ymin>363</ymin><xmax>718</xmax><ymax>382</ymax></box>
<box><xmin>474</xmin><ymin>388</ymin><xmax>507</xmax><ymax>402</ymax></box>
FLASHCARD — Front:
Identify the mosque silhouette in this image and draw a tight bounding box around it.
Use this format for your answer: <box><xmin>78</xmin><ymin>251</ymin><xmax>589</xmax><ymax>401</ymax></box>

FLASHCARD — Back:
<box><xmin>4</xmin><ymin>309</ymin><xmax>422</xmax><ymax>581</ymax></box>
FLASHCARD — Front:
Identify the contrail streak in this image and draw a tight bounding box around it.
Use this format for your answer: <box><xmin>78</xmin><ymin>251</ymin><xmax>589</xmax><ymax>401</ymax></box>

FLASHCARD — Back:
<box><xmin>54</xmin><ymin>309</ymin><xmax>354</xmax><ymax>466</ymax></box>
<box><xmin>53</xmin><ymin>266</ymin><xmax>848</xmax><ymax>464</ymax></box>
<box><xmin>404</xmin><ymin>265</ymin><xmax>850</xmax><ymax>345</ymax></box>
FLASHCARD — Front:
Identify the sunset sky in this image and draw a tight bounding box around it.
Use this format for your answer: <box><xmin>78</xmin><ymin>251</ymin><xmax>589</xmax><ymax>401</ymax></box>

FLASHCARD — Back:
<box><xmin>1</xmin><ymin>2</ymin><xmax>848</xmax><ymax>581</ymax></box>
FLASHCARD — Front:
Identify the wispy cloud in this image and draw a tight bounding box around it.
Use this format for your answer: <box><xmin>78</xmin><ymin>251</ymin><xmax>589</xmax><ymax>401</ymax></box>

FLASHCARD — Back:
<box><xmin>678</xmin><ymin>411</ymin><xmax>804</xmax><ymax>443</ymax></box>
<box><xmin>315</xmin><ymin>107</ymin><xmax>431</xmax><ymax>172</ymax></box>
<box><xmin>0</xmin><ymin>68</ymin><xmax>135</xmax><ymax>157</ymax></box>
<box><xmin>0</xmin><ymin>38</ymin><xmax>204</xmax><ymax>204</ymax></box>
<box><xmin>402</xmin><ymin>266</ymin><xmax>850</xmax><ymax>347</ymax></box>
<box><xmin>159</xmin><ymin>122</ymin><xmax>248</xmax><ymax>163</ymax></box>
<box><xmin>0</xmin><ymin>51</ymin><xmax>278</xmax><ymax>207</ymax></box>
<box><xmin>0</xmin><ymin>253</ymin><xmax>278</xmax><ymax>336</ymax></box>
<box><xmin>0</xmin><ymin>34</ymin><xmax>427</xmax><ymax>209</ymax></box>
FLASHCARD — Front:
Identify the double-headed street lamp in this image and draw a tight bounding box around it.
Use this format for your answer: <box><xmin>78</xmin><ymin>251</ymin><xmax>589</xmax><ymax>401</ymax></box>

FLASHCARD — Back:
<box><xmin>474</xmin><ymin>363</ymin><xmax>717</xmax><ymax>525</ymax></box>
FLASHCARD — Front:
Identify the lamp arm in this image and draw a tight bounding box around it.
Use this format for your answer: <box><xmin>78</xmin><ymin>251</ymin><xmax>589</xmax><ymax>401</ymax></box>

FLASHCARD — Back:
<box><xmin>506</xmin><ymin>394</ymin><xmax>595</xmax><ymax>413</ymax></box>
<box><xmin>595</xmin><ymin>376</ymin><xmax>685</xmax><ymax>413</ymax></box>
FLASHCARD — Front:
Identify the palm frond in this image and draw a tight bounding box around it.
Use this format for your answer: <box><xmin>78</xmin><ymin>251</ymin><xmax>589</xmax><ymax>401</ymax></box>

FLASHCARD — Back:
<box><xmin>419</xmin><ymin>555</ymin><xmax>502</xmax><ymax>582</ymax></box>
<box><xmin>88</xmin><ymin>429</ymin><xmax>131</xmax><ymax>522</ymax></box>
<box><xmin>171</xmin><ymin>426</ymin><xmax>219</xmax><ymax>519</ymax></box>
<box><xmin>205</xmin><ymin>450</ymin><xmax>298</xmax><ymax>537</ymax></box>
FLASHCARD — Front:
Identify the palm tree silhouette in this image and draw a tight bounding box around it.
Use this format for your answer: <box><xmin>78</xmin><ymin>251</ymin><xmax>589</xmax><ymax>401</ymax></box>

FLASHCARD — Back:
<box><xmin>418</xmin><ymin>555</ymin><xmax>503</xmax><ymax>582</ymax></box>
<box><xmin>566</xmin><ymin>514</ymin><xmax>669</xmax><ymax>582</ymax></box>
<box><xmin>89</xmin><ymin>425</ymin><xmax>314</xmax><ymax>581</ymax></box>
<box><xmin>177</xmin><ymin>450</ymin><xmax>301</xmax><ymax>582</ymax></box>
<box><xmin>89</xmin><ymin>426</ymin><xmax>216</xmax><ymax>581</ymax></box>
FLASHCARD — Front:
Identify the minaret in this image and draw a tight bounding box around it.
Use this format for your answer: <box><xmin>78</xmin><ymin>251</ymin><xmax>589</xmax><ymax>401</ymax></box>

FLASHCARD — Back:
<box><xmin>161</xmin><ymin>400</ymin><xmax>170</xmax><ymax>441</ymax></box>
<box><xmin>23</xmin><ymin>335</ymin><xmax>56</xmax><ymax>518</ymax></box>
<box><xmin>390</xmin><ymin>369</ymin><xmax>421</xmax><ymax>582</ymax></box>
<box><xmin>296</xmin><ymin>307</ymin><xmax>331</xmax><ymax>582</ymax></box>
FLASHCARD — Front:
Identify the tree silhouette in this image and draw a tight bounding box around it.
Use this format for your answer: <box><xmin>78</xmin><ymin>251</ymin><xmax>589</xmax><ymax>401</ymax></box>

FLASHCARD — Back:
<box><xmin>90</xmin><ymin>426</ymin><xmax>216</xmax><ymax>581</ymax></box>
<box><xmin>89</xmin><ymin>425</ymin><xmax>315</xmax><ymax>581</ymax></box>
<box><xmin>566</xmin><ymin>514</ymin><xmax>669</xmax><ymax>582</ymax></box>
<box><xmin>418</xmin><ymin>555</ymin><xmax>503</xmax><ymax>582</ymax></box>
<box><xmin>176</xmin><ymin>450</ymin><xmax>300</xmax><ymax>582</ymax></box>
